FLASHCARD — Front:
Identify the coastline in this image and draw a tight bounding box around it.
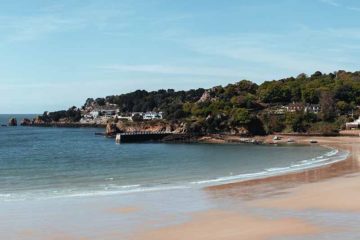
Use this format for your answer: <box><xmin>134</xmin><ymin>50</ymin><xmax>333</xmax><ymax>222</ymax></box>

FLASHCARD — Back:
<box><xmin>2</xmin><ymin>125</ymin><xmax>360</xmax><ymax>239</ymax></box>
<box><xmin>131</xmin><ymin>136</ymin><xmax>360</xmax><ymax>239</ymax></box>
<box><xmin>206</xmin><ymin>135</ymin><xmax>358</xmax><ymax>192</ymax></box>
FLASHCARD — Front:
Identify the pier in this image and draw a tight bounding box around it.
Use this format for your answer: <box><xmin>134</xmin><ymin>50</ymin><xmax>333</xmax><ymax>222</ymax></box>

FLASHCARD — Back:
<box><xmin>115</xmin><ymin>132</ymin><xmax>193</xmax><ymax>143</ymax></box>
<box><xmin>116</xmin><ymin>131</ymin><xmax>174</xmax><ymax>143</ymax></box>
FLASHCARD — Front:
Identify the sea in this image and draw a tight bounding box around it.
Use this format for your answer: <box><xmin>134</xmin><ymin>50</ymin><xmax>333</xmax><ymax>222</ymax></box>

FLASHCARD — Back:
<box><xmin>0</xmin><ymin>114</ymin><xmax>348</xmax><ymax>202</ymax></box>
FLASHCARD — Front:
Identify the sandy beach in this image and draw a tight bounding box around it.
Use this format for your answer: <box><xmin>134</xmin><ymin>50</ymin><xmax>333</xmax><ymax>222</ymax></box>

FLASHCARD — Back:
<box><xmin>130</xmin><ymin>136</ymin><xmax>360</xmax><ymax>240</ymax></box>
<box><xmin>1</xmin><ymin>135</ymin><xmax>359</xmax><ymax>240</ymax></box>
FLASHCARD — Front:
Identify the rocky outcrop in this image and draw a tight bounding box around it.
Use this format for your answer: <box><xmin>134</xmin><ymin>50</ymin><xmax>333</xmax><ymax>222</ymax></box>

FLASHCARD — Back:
<box><xmin>230</xmin><ymin>127</ymin><xmax>249</xmax><ymax>136</ymax></box>
<box><xmin>105</xmin><ymin>123</ymin><xmax>119</xmax><ymax>136</ymax></box>
<box><xmin>33</xmin><ymin>116</ymin><xmax>46</xmax><ymax>124</ymax></box>
<box><xmin>197</xmin><ymin>90</ymin><xmax>211</xmax><ymax>103</ymax></box>
<box><xmin>8</xmin><ymin>118</ymin><xmax>17</xmax><ymax>126</ymax></box>
<box><xmin>114</xmin><ymin>120</ymin><xmax>183</xmax><ymax>134</ymax></box>
<box><xmin>20</xmin><ymin>118</ymin><xmax>32</xmax><ymax>126</ymax></box>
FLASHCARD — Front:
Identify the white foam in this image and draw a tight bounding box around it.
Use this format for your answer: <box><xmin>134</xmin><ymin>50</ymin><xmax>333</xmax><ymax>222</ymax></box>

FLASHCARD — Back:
<box><xmin>190</xmin><ymin>147</ymin><xmax>349</xmax><ymax>186</ymax></box>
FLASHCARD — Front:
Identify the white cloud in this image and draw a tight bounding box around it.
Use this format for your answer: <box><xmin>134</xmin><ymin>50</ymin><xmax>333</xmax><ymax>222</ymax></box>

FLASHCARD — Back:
<box><xmin>347</xmin><ymin>6</ymin><xmax>360</xmax><ymax>11</ymax></box>
<box><xmin>100</xmin><ymin>64</ymin><xmax>246</xmax><ymax>78</ymax></box>
<box><xmin>0</xmin><ymin>3</ymin><xmax>131</xmax><ymax>42</ymax></box>
<box><xmin>163</xmin><ymin>24</ymin><xmax>360</xmax><ymax>75</ymax></box>
<box><xmin>319</xmin><ymin>0</ymin><xmax>340</xmax><ymax>7</ymax></box>
<box><xmin>0</xmin><ymin>15</ymin><xmax>78</xmax><ymax>42</ymax></box>
<box><xmin>319</xmin><ymin>0</ymin><xmax>360</xmax><ymax>12</ymax></box>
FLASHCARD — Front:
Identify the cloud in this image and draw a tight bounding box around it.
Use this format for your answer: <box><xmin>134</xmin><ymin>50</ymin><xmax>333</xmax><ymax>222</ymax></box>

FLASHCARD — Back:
<box><xmin>347</xmin><ymin>6</ymin><xmax>360</xmax><ymax>11</ymax></box>
<box><xmin>319</xmin><ymin>0</ymin><xmax>360</xmax><ymax>12</ymax></box>
<box><xmin>319</xmin><ymin>0</ymin><xmax>340</xmax><ymax>7</ymax></box>
<box><xmin>0</xmin><ymin>3</ymin><xmax>131</xmax><ymax>42</ymax></box>
<box><xmin>155</xmin><ymin>25</ymin><xmax>360</xmax><ymax>78</ymax></box>
<box><xmin>182</xmin><ymin>37</ymin><xmax>339</xmax><ymax>73</ymax></box>
<box><xmin>100</xmin><ymin>64</ymin><xmax>246</xmax><ymax>78</ymax></box>
<box><xmin>0</xmin><ymin>15</ymin><xmax>79</xmax><ymax>42</ymax></box>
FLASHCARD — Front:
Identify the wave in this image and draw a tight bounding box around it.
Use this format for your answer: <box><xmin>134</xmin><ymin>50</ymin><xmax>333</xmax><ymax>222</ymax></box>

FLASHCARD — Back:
<box><xmin>190</xmin><ymin>147</ymin><xmax>349</xmax><ymax>186</ymax></box>
<box><xmin>0</xmin><ymin>147</ymin><xmax>349</xmax><ymax>202</ymax></box>
<box><xmin>0</xmin><ymin>185</ymin><xmax>191</xmax><ymax>202</ymax></box>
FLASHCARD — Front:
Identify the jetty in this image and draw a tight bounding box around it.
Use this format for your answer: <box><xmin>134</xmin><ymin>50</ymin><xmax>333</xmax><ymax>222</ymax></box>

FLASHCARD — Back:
<box><xmin>115</xmin><ymin>132</ymin><xmax>193</xmax><ymax>143</ymax></box>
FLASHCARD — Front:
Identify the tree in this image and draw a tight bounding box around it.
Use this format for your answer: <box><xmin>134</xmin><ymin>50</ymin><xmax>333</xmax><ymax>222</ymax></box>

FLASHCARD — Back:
<box><xmin>231</xmin><ymin>108</ymin><xmax>251</xmax><ymax>126</ymax></box>
<box><xmin>336</xmin><ymin>101</ymin><xmax>351</xmax><ymax>115</ymax></box>
<box><xmin>285</xmin><ymin>112</ymin><xmax>307</xmax><ymax>132</ymax></box>
<box><xmin>132</xmin><ymin>113</ymin><xmax>143</xmax><ymax>122</ymax></box>
<box><xmin>95</xmin><ymin>98</ymin><xmax>106</xmax><ymax>106</ymax></box>
<box><xmin>319</xmin><ymin>91</ymin><xmax>336</xmax><ymax>121</ymax></box>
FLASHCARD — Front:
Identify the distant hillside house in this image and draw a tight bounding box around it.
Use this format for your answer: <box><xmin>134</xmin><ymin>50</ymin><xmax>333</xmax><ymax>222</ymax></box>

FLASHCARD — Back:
<box><xmin>285</xmin><ymin>103</ymin><xmax>320</xmax><ymax>114</ymax></box>
<box><xmin>117</xmin><ymin>116</ymin><xmax>133</xmax><ymax>121</ymax></box>
<box><xmin>131</xmin><ymin>112</ymin><xmax>163</xmax><ymax>120</ymax></box>
<box><xmin>304</xmin><ymin>104</ymin><xmax>321</xmax><ymax>114</ymax></box>
<box><xmin>270</xmin><ymin>106</ymin><xmax>286</xmax><ymax>115</ymax></box>
<box><xmin>89</xmin><ymin>110</ymin><xmax>100</xmax><ymax>118</ymax></box>
<box><xmin>346</xmin><ymin>117</ymin><xmax>360</xmax><ymax>129</ymax></box>
<box><xmin>286</xmin><ymin>103</ymin><xmax>304</xmax><ymax>112</ymax></box>
<box><xmin>101</xmin><ymin>109</ymin><xmax>116</xmax><ymax>117</ymax></box>
<box><xmin>143</xmin><ymin>112</ymin><xmax>163</xmax><ymax>120</ymax></box>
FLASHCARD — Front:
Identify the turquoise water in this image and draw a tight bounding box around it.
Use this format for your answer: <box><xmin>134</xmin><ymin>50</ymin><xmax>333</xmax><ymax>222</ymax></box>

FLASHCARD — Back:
<box><xmin>0</xmin><ymin>114</ymin><xmax>347</xmax><ymax>201</ymax></box>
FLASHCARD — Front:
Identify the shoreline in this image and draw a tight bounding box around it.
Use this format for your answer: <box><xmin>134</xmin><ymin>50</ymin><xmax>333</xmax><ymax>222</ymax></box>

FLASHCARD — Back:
<box><xmin>130</xmin><ymin>136</ymin><xmax>360</xmax><ymax>240</ymax></box>
<box><xmin>206</xmin><ymin>135</ymin><xmax>359</xmax><ymax>195</ymax></box>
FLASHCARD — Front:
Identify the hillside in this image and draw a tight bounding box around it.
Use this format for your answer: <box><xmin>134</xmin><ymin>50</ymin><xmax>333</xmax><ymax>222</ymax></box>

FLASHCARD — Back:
<box><xmin>35</xmin><ymin>70</ymin><xmax>360</xmax><ymax>135</ymax></box>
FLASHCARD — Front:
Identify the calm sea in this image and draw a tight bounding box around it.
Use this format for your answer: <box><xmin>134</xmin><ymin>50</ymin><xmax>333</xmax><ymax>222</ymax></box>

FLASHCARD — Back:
<box><xmin>0</xmin><ymin>114</ymin><xmax>347</xmax><ymax>201</ymax></box>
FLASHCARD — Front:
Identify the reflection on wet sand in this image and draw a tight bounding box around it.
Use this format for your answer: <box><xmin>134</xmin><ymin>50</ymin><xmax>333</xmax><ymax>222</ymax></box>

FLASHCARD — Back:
<box><xmin>206</xmin><ymin>140</ymin><xmax>360</xmax><ymax>201</ymax></box>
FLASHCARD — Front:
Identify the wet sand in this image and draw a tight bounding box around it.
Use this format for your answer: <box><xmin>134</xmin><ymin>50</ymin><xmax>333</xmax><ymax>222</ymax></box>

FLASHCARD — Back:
<box><xmin>132</xmin><ymin>211</ymin><xmax>322</xmax><ymax>240</ymax></box>
<box><xmin>132</xmin><ymin>136</ymin><xmax>360</xmax><ymax>239</ymax></box>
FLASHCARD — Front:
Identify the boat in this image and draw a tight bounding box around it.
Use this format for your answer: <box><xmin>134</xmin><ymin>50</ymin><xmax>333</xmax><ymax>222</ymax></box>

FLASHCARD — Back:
<box><xmin>310</xmin><ymin>139</ymin><xmax>318</xmax><ymax>143</ymax></box>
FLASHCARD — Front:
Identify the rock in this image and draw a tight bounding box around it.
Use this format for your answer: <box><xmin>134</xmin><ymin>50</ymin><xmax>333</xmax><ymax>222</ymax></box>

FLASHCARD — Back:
<box><xmin>8</xmin><ymin>118</ymin><xmax>17</xmax><ymax>126</ymax></box>
<box><xmin>230</xmin><ymin>127</ymin><xmax>249</xmax><ymax>136</ymax></box>
<box><xmin>106</xmin><ymin>123</ymin><xmax>118</xmax><ymax>136</ymax></box>
<box><xmin>33</xmin><ymin>116</ymin><xmax>46</xmax><ymax>124</ymax></box>
<box><xmin>197</xmin><ymin>90</ymin><xmax>211</xmax><ymax>103</ymax></box>
<box><xmin>165</xmin><ymin>124</ymin><xmax>173</xmax><ymax>132</ymax></box>
<box><xmin>20</xmin><ymin>118</ymin><xmax>31</xmax><ymax>126</ymax></box>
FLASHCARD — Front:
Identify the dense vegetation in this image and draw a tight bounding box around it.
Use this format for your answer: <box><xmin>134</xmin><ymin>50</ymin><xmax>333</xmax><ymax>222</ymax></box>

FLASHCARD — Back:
<box><xmin>42</xmin><ymin>70</ymin><xmax>360</xmax><ymax>135</ymax></box>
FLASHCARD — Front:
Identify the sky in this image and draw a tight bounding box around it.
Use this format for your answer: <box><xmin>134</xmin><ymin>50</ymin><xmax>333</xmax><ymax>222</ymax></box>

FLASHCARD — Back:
<box><xmin>0</xmin><ymin>0</ymin><xmax>360</xmax><ymax>113</ymax></box>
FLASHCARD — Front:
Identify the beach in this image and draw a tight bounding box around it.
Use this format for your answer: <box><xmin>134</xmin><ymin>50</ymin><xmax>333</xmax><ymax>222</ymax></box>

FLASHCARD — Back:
<box><xmin>0</xmin><ymin>135</ymin><xmax>359</xmax><ymax>239</ymax></box>
<box><xmin>130</xmin><ymin>136</ymin><xmax>360</xmax><ymax>240</ymax></box>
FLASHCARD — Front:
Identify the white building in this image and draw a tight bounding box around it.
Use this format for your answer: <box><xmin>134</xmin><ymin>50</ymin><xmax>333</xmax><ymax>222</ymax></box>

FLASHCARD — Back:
<box><xmin>89</xmin><ymin>111</ymin><xmax>100</xmax><ymax>118</ymax></box>
<box><xmin>101</xmin><ymin>110</ymin><xmax>116</xmax><ymax>117</ymax></box>
<box><xmin>346</xmin><ymin>117</ymin><xmax>360</xmax><ymax>129</ymax></box>
<box><xmin>143</xmin><ymin>112</ymin><xmax>163</xmax><ymax>120</ymax></box>
<box><xmin>304</xmin><ymin>104</ymin><xmax>321</xmax><ymax>114</ymax></box>
<box><xmin>130</xmin><ymin>112</ymin><xmax>163</xmax><ymax>120</ymax></box>
<box><xmin>116</xmin><ymin>114</ymin><xmax>133</xmax><ymax>121</ymax></box>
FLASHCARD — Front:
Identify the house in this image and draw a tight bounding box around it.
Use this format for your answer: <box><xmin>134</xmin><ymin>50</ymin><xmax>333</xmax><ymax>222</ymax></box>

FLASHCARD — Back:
<box><xmin>130</xmin><ymin>112</ymin><xmax>163</xmax><ymax>120</ymax></box>
<box><xmin>101</xmin><ymin>110</ymin><xmax>116</xmax><ymax>117</ymax></box>
<box><xmin>286</xmin><ymin>103</ymin><xmax>304</xmax><ymax>112</ymax></box>
<box><xmin>270</xmin><ymin>106</ymin><xmax>286</xmax><ymax>115</ymax></box>
<box><xmin>284</xmin><ymin>103</ymin><xmax>321</xmax><ymax>114</ymax></box>
<box><xmin>116</xmin><ymin>113</ymin><xmax>133</xmax><ymax>121</ymax></box>
<box><xmin>346</xmin><ymin>117</ymin><xmax>360</xmax><ymax>129</ymax></box>
<box><xmin>305</xmin><ymin>104</ymin><xmax>321</xmax><ymax>114</ymax></box>
<box><xmin>89</xmin><ymin>111</ymin><xmax>100</xmax><ymax>118</ymax></box>
<box><xmin>143</xmin><ymin>112</ymin><xmax>163</xmax><ymax>120</ymax></box>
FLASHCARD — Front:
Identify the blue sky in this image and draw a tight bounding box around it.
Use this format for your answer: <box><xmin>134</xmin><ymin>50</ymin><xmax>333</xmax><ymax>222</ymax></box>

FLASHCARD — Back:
<box><xmin>1</xmin><ymin>0</ymin><xmax>360</xmax><ymax>113</ymax></box>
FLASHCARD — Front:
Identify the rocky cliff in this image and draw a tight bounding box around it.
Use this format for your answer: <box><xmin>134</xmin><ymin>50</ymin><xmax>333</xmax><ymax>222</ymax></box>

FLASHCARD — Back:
<box><xmin>8</xmin><ymin>118</ymin><xmax>17</xmax><ymax>126</ymax></box>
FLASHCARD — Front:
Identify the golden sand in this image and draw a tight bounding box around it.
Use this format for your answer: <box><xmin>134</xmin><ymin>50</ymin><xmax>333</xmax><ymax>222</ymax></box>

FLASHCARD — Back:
<box><xmin>132</xmin><ymin>136</ymin><xmax>360</xmax><ymax>239</ymax></box>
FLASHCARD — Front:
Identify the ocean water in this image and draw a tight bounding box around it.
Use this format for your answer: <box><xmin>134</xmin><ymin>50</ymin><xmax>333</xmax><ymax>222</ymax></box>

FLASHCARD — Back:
<box><xmin>0</xmin><ymin>114</ymin><xmax>348</xmax><ymax>201</ymax></box>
